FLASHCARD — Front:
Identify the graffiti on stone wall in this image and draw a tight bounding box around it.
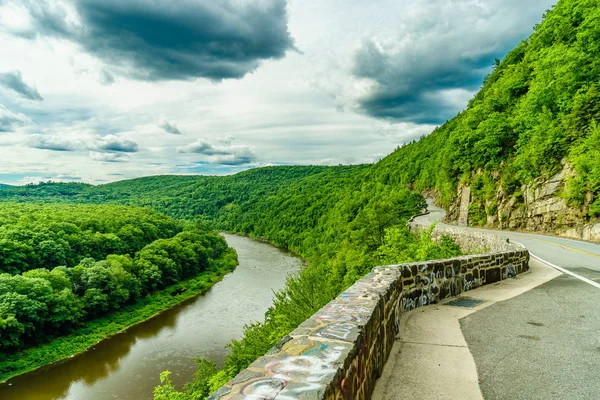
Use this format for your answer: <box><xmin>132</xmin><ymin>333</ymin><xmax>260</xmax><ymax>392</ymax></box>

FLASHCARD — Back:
<box><xmin>315</xmin><ymin>321</ymin><xmax>356</xmax><ymax>341</ymax></box>
<box><xmin>211</xmin><ymin>241</ymin><xmax>530</xmax><ymax>400</ymax></box>
<box><xmin>239</xmin><ymin>343</ymin><xmax>348</xmax><ymax>400</ymax></box>
<box><xmin>503</xmin><ymin>264</ymin><xmax>517</xmax><ymax>279</ymax></box>
<box><xmin>315</xmin><ymin>303</ymin><xmax>374</xmax><ymax>324</ymax></box>
<box><xmin>463</xmin><ymin>276</ymin><xmax>483</xmax><ymax>291</ymax></box>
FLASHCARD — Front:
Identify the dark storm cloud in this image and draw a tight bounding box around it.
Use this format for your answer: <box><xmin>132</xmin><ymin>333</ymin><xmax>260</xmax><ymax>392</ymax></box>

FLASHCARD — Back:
<box><xmin>95</xmin><ymin>135</ymin><xmax>139</xmax><ymax>153</ymax></box>
<box><xmin>160</xmin><ymin>121</ymin><xmax>182</xmax><ymax>135</ymax></box>
<box><xmin>0</xmin><ymin>105</ymin><xmax>32</xmax><ymax>132</ymax></box>
<box><xmin>0</xmin><ymin>71</ymin><xmax>43</xmax><ymax>101</ymax></box>
<box><xmin>14</xmin><ymin>0</ymin><xmax>294</xmax><ymax>81</ymax></box>
<box><xmin>178</xmin><ymin>138</ymin><xmax>257</xmax><ymax>165</ymax></box>
<box><xmin>352</xmin><ymin>39</ymin><xmax>494</xmax><ymax>124</ymax></box>
<box><xmin>350</xmin><ymin>0</ymin><xmax>556</xmax><ymax>124</ymax></box>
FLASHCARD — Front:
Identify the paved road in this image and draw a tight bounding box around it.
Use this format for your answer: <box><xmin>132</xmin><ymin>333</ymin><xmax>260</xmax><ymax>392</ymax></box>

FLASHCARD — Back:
<box><xmin>414</xmin><ymin>201</ymin><xmax>600</xmax><ymax>400</ymax></box>
<box><xmin>414</xmin><ymin>201</ymin><xmax>600</xmax><ymax>283</ymax></box>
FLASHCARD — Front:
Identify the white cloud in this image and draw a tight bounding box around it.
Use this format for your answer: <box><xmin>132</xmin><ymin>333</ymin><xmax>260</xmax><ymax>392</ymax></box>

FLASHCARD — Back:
<box><xmin>178</xmin><ymin>138</ymin><xmax>257</xmax><ymax>166</ymax></box>
<box><xmin>95</xmin><ymin>134</ymin><xmax>139</xmax><ymax>153</ymax></box>
<box><xmin>89</xmin><ymin>151</ymin><xmax>130</xmax><ymax>163</ymax></box>
<box><xmin>0</xmin><ymin>104</ymin><xmax>33</xmax><ymax>132</ymax></box>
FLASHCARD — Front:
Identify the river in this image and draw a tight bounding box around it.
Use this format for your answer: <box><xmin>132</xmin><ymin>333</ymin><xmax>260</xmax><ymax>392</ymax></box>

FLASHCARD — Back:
<box><xmin>0</xmin><ymin>234</ymin><xmax>302</xmax><ymax>400</ymax></box>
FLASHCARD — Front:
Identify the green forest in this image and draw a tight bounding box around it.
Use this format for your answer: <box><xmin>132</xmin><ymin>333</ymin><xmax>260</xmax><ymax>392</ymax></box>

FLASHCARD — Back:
<box><xmin>0</xmin><ymin>203</ymin><xmax>235</xmax><ymax>381</ymax></box>
<box><xmin>0</xmin><ymin>0</ymin><xmax>598</xmax><ymax>398</ymax></box>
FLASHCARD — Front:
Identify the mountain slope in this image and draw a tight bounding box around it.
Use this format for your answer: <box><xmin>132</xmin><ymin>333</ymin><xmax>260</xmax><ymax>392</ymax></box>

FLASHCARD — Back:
<box><xmin>371</xmin><ymin>0</ymin><xmax>600</xmax><ymax>238</ymax></box>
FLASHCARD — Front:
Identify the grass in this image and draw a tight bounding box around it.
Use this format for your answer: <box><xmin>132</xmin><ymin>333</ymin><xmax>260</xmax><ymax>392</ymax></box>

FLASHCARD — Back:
<box><xmin>0</xmin><ymin>249</ymin><xmax>238</xmax><ymax>383</ymax></box>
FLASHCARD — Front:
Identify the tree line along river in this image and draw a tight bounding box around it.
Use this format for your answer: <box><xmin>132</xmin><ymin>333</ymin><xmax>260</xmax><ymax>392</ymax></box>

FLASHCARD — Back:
<box><xmin>0</xmin><ymin>234</ymin><xmax>302</xmax><ymax>400</ymax></box>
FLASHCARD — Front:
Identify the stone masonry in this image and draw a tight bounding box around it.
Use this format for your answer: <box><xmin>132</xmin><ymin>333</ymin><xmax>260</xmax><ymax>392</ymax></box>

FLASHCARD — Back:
<box><xmin>208</xmin><ymin>227</ymin><xmax>529</xmax><ymax>400</ymax></box>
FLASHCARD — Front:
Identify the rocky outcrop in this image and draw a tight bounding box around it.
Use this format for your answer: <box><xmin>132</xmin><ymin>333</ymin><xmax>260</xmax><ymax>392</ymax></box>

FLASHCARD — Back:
<box><xmin>447</xmin><ymin>164</ymin><xmax>600</xmax><ymax>243</ymax></box>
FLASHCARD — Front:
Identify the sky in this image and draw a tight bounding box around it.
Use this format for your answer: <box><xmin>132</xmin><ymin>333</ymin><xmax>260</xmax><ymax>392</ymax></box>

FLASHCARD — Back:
<box><xmin>0</xmin><ymin>0</ymin><xmax>557</xmax><ymax>185</ymax></box>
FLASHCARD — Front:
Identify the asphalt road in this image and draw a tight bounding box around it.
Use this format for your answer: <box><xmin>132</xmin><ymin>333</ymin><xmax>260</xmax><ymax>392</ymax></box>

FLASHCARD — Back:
<box><xmin>415</xmin><ymin>201</ymin><xmax>600</xmax><ymax>283</ymax></box>
<box><xmin>414</xmin><ymin>201</ymin><xmax>600</xmax><ymax>400</ymax></box>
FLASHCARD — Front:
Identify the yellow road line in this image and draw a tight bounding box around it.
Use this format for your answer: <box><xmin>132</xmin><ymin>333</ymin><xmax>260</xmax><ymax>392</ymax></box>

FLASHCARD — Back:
<box><xmin>525</xmin><ymin>237</ymin><xmax>600</xmax><ymax>260</ymax></box>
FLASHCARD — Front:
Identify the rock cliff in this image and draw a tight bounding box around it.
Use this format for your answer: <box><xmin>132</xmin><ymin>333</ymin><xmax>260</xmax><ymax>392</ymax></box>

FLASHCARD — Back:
<box><xmin>444</xmin><ymin>164</ymin><xmax>600</xmax><ymax>243</ymax></box>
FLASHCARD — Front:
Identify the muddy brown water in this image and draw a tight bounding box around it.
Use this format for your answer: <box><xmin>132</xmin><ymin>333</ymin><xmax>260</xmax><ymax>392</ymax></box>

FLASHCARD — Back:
<box><xmin>0</xmin><ymin>234</ymin><xmax>302</xmax><ymax>400</ymax></box>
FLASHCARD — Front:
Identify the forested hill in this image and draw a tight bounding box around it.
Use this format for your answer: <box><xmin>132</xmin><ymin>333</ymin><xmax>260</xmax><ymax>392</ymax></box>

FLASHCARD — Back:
<box><xmin>370</xmin><ymin>0</ymin><xmax>600</xmax><ymax>232</ymax></box>
<box><xmin>0</xmin><ymin>166</ymin><xmax>348</xmax><ymax>220</ymax></box>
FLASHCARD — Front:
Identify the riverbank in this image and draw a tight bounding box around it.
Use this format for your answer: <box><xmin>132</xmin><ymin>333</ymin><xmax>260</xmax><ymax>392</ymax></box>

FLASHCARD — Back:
<box><xmin>0</xmin><ymin>249</ymin><xmax>238</xmax><ymax>384</ymax></box>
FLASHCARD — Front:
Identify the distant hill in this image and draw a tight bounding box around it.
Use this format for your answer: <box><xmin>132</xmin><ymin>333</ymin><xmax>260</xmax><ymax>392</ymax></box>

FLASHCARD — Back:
<box><xmin>0</xmin><ymin>166</ymin><xmax>360</xmax><ymax>220</ymax></box>
<box><xmin>0</xmin><ymin>184</ymin><xmax>13</xmax><ymax>190</ymax></box>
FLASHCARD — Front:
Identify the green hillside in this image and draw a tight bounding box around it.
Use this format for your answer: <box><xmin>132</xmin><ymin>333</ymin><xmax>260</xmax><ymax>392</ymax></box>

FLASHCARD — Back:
<box><xmin>0</xmin><ymin>166</ymin><xmax>339</xmax><ymax>219</ymax></box>
<box><xmin>371</xmin><ymin>0</ymin><xmax>600</xmax><ymax>221</ymax></box>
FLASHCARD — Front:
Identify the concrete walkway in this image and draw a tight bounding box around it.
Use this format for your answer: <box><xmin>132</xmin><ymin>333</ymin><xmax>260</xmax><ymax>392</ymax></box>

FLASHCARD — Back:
<box><xmin>372</xmin><ymin>258</ymin><xmax>560</xmax><ymax>400</ymax></box>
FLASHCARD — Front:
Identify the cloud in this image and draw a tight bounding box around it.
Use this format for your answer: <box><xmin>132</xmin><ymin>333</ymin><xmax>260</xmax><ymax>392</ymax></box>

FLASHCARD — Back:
<box><xmin>26</xmin><ymin>133</ymin><xmax>139</xmax><ymax>155</ymax></box>
<box><xmin>95</xmin><ymin>134</ymin><xmax>139</xmax><ymax>152</ymax></box>
<box><xmin>178</xmin><ymin>138</ymin><xmax>257</xmax><ymax>165</ymax></box>
<box><xmin>160</xmin><ymin>121</ymin><xmax>182</xmax><ymax>135</ymax></box>
<box><xmin>29</xmin><ymin>135</ymin><xmax>80</xmax><ymax>151</ymax></box>
<box><xmin>0</xmin><ymin>104</ymin><xmax>32</xmax><ymax>132</ymax></box>
<box><xmin>99</xmin><ymin>69</ymin><xmax>115</xmax><ymax>85</ymax></box>
<box><xmin>349</xmin><ymin>0</ymin><xmax>555</xmax><ymax>124</ymax></box>
<box><xmin>0</xmin><ymin>71</ymin><xmax>43</xmax><ymax>100</ymax></box>
<box><xmin>209</xmin><ymin>148</ymin><xmax>257</xmax><ymax>166</ymax></box>
<box><xmin>178</xmin><ymin>139</ymin><xmax>229</xmax><ymax>156</ymax></box>
<box><xmin>89</xmin><ymin>151</ymin><xmax>130</xmax><ymax>162</ymax></box>
<box><xmin>10</xmin><ymin>0</ymin><xmax>294</xmax><ymax>81</ymax></box>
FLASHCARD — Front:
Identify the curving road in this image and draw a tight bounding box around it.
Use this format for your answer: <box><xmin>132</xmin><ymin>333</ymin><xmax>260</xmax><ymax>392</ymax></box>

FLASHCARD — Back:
<box><xmin>413</xmin><ymin>200</ymin><xmax>600</xmax><ymax>400</ymax></box>
<box><xmin>414</xmin><ymin>200</ymin><xmax>600</xmax><ymax>285</ymax></box>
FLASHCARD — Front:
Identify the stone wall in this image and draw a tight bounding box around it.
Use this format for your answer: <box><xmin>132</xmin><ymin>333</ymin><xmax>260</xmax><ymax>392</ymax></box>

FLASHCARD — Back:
<box><xmin>429</xmin><ymin>224</ymin><xmax>518</xmax><ymax>254</ymax></box>
<box><xmin>208</xmin><ymin>229</ymin><xmax>529</xmax><ymax>400</ymax></box>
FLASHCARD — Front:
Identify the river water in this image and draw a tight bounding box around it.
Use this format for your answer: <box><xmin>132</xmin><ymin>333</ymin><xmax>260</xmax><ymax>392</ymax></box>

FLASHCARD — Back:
<box><xmin>0</xmin><ymin>234</ymin><xmax>302</xmax><ymax>400</ymax></box>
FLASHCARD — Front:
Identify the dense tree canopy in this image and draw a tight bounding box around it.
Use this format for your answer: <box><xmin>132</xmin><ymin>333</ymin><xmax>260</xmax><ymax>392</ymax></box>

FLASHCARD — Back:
<box><xmin>2</xmin><ymin>1</ymin><xmax>596</xmax><ymax>396</ymax></box>
<box><xmin>0</xmin><ymin>204</ymin><xmax>229</xmax><ymax>354</ymax></box>
<box><xmin>0</xmin><ymin>203</ymin><xmax>181</xmax><ymax>274</ymax></box>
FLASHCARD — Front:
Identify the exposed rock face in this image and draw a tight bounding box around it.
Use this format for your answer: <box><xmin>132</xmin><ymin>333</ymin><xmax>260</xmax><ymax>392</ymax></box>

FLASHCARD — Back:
<box><xmin>446</xmin><ymin>164</ymin><xmax>600</xmax><ymax>243</ymax></box>
<box><xmin>458</xmin><ymin>186</ymin><xmax>470</xmax><ymax>227</ymax></box>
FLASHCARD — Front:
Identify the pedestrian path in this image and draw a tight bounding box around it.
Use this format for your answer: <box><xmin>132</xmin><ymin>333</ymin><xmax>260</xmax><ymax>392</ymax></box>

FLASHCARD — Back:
<box><xmin>372</xmin><ymin>258</ymin><xmax>560</xmax><ymax>400</ymax></box>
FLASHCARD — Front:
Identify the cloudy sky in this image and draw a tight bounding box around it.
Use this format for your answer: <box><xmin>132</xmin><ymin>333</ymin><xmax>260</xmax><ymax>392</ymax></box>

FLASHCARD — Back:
<box><xmin>0</xmin><ymin>0</ymin><xmax>557</xmax><ymax>185</ymax></box>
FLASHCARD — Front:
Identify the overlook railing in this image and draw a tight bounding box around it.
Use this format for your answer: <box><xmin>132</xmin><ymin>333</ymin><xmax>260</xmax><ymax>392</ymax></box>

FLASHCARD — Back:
<box><xmin>208</xmin><ymin>227</ymin><xmax>529</xmax><ymax>400</ymax></box>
